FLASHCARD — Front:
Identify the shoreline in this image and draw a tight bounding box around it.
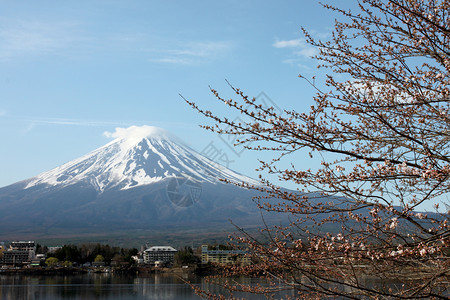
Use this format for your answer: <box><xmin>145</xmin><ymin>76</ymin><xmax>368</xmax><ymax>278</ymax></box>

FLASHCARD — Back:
<box><xmin>0</xmin><ymin>265</ymin><xmax>215</xmax><ymax>276</ymax></box>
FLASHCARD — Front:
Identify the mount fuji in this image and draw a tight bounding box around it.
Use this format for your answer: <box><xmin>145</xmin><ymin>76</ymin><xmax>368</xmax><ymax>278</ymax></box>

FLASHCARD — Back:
<box><xmin>24</xmin><ymin>126</ymin><xmax>258</xmax><ymax>194</ymax></box>
<box><xmin>0</xmin><ymin>126</ymin><xmax>266</xmax><ymax>239</ymax></box>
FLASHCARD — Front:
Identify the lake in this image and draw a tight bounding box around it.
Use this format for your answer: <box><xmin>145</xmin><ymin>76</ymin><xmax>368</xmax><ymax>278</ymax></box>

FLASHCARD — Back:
<box><xmin>0</xmin><ymin>273</ymin><xmax>295</xmax><ymax>299</ymax></box>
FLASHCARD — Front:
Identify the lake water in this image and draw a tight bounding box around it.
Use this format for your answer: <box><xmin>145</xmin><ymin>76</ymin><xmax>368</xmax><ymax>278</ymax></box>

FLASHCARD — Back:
<box><xmin>5</xmin><ymin>273</ymin><xmax>442</xmax><ymax>299</ymax></box>
<box><xmin>0</xmin><ymin>273</ymin><xmax>295</xmax><ymax>299</ymax></box>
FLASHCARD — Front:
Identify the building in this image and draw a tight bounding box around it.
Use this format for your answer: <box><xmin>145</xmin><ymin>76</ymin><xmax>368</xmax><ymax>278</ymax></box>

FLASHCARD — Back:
<box><xmin>132</xmin><ymin>255</ymin><xmax>144</xmax><ymax>265</ymax></box>
<box><xmin>47</xmin><ymin>246</ymin><xmax>62</xmax><ymax>253</ymax></box>
<box><xmin>201</xmin><ymin>245</ymin><xmax>250</xmax><ymax>265</ymax></box>
<box><xmin>143</xmin><ymin>246</ymin><xmax>177</xmax><ymax>266</ymax></box>
<box><xmin>9</xmin><ymin>241</ymin><xmax>35</xmax><ymax>251</ymax></box>
<box><xmin>0</xmin><ymin>244</ymin><xmax>5</xmax><ymax>262</ymax></box>
<box><xmin>2</xmin><ymin>241</ymin><xmax>36</xmax><ymax>267</ymax></box>
<box><xmin>30</xmin><ymin>254</ymin><xmax>46</xmax><ymax>267</ymax></box>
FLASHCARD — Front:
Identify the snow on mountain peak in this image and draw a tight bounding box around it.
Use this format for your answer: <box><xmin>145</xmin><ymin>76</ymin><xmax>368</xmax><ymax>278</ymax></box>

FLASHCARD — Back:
<box><xmin>104</xmin><ymin>125</ymin><xmax>178</xmax><ymax>149</ymax></box>
<box><xmin>24</xmin><ymin>125</ymin><xmax>258</xmax><ymax>192</ymax></box>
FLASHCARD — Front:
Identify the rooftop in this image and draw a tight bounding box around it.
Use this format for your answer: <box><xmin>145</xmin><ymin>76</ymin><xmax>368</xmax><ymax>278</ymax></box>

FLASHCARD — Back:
<box><xmin>144</xmin><ymin>246</ymin><xmax>177</xmax><ymax>252</ymax></box>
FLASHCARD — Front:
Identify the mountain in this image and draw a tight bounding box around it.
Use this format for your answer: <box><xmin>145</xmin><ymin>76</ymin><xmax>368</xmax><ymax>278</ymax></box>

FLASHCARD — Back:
<box><xmin>23</xmin><ymin>126</ymin><xmax>258</xmax><ymax>192</ymax></box>
<box><xmin>0</xmin><ymin>126</ymin><xmax>266</xmax><ymax>240</ymax></box>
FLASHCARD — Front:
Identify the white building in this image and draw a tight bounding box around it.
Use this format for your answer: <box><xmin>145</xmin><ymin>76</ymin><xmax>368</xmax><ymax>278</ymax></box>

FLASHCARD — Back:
<box><xmin>143</xmin><ymin>246</ymin><xmax>177</xmax><ymax>266</ymax></box>
<box><xmin>9</xmin><ymin>241</ymin><xmax>35</xmax><ymax>251</ymax></box>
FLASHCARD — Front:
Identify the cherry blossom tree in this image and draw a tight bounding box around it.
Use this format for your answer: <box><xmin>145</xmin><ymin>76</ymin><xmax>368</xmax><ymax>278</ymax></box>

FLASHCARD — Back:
<box><xmin>186</xmin><ymin>0</ymin><xmax>449</xmax><ymax>298</ymax></box>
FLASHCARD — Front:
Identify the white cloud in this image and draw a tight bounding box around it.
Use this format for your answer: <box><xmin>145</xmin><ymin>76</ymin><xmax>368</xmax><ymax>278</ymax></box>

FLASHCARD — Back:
<box><xmin>150</xmin><ymin>57</ymin><xmax>192</xmax><ymax>65</ymax></box>
<box><xmin>273</xmin><ymin>38</ymin><xmax>318</xmax><ymax>62</ymax></box>
<box><xmin>0</xmin><ymin>16</ymin><xmax>233</xmax><ymax>65</ymax></box>
<box><xmin>294</xmin><ymin>47</ymin><xmax>318</xmax><ymax>58</ymax></box>
<box><xmin>282</xmin><ymin>59</ymin><xmax>313</xmax><ymax>71</ymax></box>
<box><xmin>151</xmin><ymin>41</ymin><xmax>234</xmax><ymax>65</ymax></box>
<box><xmin>170</xmin><ymin>41</ymin><xmax>232</xmax><ymax>57</ymax></box>
<box><xmin>22</xmin><ymin>122</ymin><xmax>36</xmax><ymax>135</ymax></box>
<box><xmin>103</xmin><ymin>125</ymin><xmax>167</xmax><ymax>139</ymax></box>
<box><xmin>24</xmin><ymin>117</ymin><xmax>125</xmax><ymax>127</ymax></box>
<box><xmin>17</xmin><ymin>117</ymin><xmax>196</xmax><ymax>139</ymax></box>
<box><xmin>0</xmin><ymin>19</ymin><xmax>84</xmax><ymax>60</ymax></box>
<box><xmin>20</xmin><ymin>118</ymin><xmax>121</xmax><ymax>135</ymax></box>
<box><xmin>273</xmin><ymin>39</ymin><xmax>304</xmax><ymax>48</ymax></box>
<box><xmin>103</xmin><ymin>125</ymin><xmax>179</xmax><ymax>148</ymax></box>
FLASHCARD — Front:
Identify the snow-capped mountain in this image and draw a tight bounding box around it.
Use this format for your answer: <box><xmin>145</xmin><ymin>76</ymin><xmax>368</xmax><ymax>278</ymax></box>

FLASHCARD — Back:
<box><xmin>0</xmin><ymin>125</ymin><xmax>264</xmax><ymax>238</ymax></box>
<box><xmin>25</xmin><ymin>126</ymin><xmax>257</xmax><ymax>192</ymax></box>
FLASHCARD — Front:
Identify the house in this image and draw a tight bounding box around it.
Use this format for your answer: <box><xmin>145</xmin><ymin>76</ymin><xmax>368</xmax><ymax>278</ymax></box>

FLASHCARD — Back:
<box><xmin>143</xmin><ymin>246</ymin><xmax>177</xmax><ymax>266</ymax></box>
<box><xmin>131</xmin><ymin>255</ymin><xmax>144</xmax><ymax>264</ymax></box>
<box><xmin>201</xmin><ymin>245</ymin><xmax>250</xmax><ymax>265</ymax></box>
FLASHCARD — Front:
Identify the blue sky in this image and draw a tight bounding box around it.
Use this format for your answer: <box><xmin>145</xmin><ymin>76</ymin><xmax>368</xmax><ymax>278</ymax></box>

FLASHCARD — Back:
<box><xmin>0</xmin><ymin>1</ymin><xmax>337</xmax><ymax>188</ymax></box>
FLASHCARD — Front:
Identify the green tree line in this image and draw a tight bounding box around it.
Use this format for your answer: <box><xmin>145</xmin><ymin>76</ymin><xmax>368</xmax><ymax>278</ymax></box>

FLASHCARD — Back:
<box><xmin>45</xmin><ymin>243</ymin><xmax>138</xmax><ymax>265</ymax></box>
